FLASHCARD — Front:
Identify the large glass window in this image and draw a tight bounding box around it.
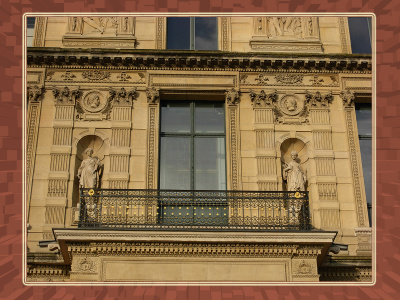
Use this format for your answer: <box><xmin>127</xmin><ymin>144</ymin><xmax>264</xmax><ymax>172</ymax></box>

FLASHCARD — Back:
<box><xmin>355</xmin><ymin>102</ymin><xmax>372</xmax><ymax>225</ymax></box>
<box><xmin>159</xmin><ymin>101</ymin><xmax>226</xmax><ymax>190</ymax></box>
<box><xmin>167</xmin><ymin>17</ymin><xmax>218</xmax><ymax>50</ymax></box>
<box><xmin>348</xmin><ymin>17</ymin><xmax>372</xmax><ymax>54</ymax></box>
<box><xmin>27</xmin><ymin>17</ymin><xmax>35</xmax><ymax>47</ymax></box>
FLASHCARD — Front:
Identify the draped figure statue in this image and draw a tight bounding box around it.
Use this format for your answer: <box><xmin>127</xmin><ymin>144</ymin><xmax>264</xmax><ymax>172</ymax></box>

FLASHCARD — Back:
<box><xmin>282</xmin><ymin>150</ymin><xmax>306</xmax><ymax>191</ymax></box>
<box><xmin>77</xmin><ymin>148</ymin><xmax>101</xmax><ymax>189</ymax></box>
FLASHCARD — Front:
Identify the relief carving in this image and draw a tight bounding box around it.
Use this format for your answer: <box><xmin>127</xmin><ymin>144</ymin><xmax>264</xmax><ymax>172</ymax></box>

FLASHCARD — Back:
<box><xmin>306</xmin><ymin>91</ymin><xmax>333</xmax><ymax>108</ymax></box>
<box><xmin>74</xmin><ymin>257</ymin><xmax>98</xmax><ymax>274</ymax></box>
<box><xmin>27</xmin><ymin>85</ymin><xmax>45</xmax><ymax>103</ymax></box>
<box><xmin>274</xmin><ymin>94</ymin><xmax>309</xmax><ymax>124</ymax></box>
<box><xmin>52</xmin><ymin>86</ymin><xmax>81</xmax><ymax>105</ymax></box>
<box><xmin>109</xmin><ymin>87</ymin><xmax>137</xmax><ymax>106</ymax></box>
<box><xmin>82</xmin><ymin>70</ymin><xmax>111</xmax><ymax>81</ymax></box>
<box><xmin>249</xmin><ymin>89</ymin><xmax>277</xmax><ymax>108</ymax></box>
<box><xmin>275</xmin><ymin>74</ymin><xmax>304</xmax><ymax>84</ymax></box>
<box><xmin>340</xmin><ymin>90</ymin><xmax>355</xmax><ymax>108</ymax></box>
<box><xmin>225</xmin><ymin>88</ymin><xmax>240</xmax><ymax>105</ymax></box>
<box><xmin>146</xmin><ymin>87</ymin><xmax>160</xmax><ymax>104</ymax></box>
<box><xmin>76</xmin><ymin>90</ymin><xmax>112</xmax><ymax>120</ymax></box>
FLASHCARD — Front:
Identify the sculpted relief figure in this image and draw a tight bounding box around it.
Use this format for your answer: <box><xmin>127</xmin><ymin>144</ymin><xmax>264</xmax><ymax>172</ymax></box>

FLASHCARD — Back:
<box><xmin>82</xmin><ymin>17</ymin><xmax>118</xmax><ymax>35</ymax></box>
<box><xmin>77</xmin><ymin>148</ymin><xmax>102</xmax><ymax>189</ymax></box>
<box><xmin>267</xmin><ymin>17</ymin><xmax>302</xmax><ymax>38</ymax></box>
<box><xmin>282</xmin><ymin>150</ymin><xmax>306</xmax><ymax>191</ymax></box>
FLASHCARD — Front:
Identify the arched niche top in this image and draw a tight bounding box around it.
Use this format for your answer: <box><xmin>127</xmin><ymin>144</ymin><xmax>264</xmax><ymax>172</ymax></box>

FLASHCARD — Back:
<box><xmin>72</xmin><ymin>130</ymin><xmax>109</xmax><ymax>160</ymax></box>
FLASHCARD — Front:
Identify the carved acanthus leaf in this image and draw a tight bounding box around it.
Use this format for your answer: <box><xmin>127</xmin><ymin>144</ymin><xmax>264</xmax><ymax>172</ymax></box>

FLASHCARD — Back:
<box><xmin>340</xmin><ymin>90</ymin><xmax>355</xmax><ymax>108</ymax></box>
<box><xmin>225</xmin><ymin>88</ymin><xmax>240</xmax><ymax>105</ymax></box>
<box><xmin>27</xmin><ymin>85</ymin><xmax>45</xmax><ymax>103</ymax></box>
<box><xmin>146</xmin><ymin>87</ymin><xmax>160</xmax><ymax>104</ymax></box>
<box><xmin>52</xmin><ymin>86</ymin><xmax>81</xmax><ymax>105</ymax></box>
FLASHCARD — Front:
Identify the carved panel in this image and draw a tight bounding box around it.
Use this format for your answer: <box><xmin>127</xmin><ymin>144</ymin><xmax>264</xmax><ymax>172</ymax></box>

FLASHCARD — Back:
<box><xmin>45</xmin><ymin>206</ymin><xmax>65</xmax><ymax>224</ymax></box>
<box><xmin>258</xmin><ymin>181</ymin><xmax>278</xmax><ymax>191</ymax></box>
<box><xmin>76</xmin><ymin>90</ymin><xmax>112</xmax><ymax>121</ymax></box>
<box><xmin>256</xmin><ymin>130</ymin><xmax>274</xmax><ymax>149</ymax></box>
<box><xmin>109</xmin><ymin>180</ymin><xmax>129</xmax><ymax>189</ymax></box>
<box><xmin>339</xmin><ymin>17</ymin><xmax>352</xmax><ymax>54</ymax></box>
<box><xmin>228</xmin><ymin>106</ymin><xmax>239</xmax><ymax>190</ymax></box>
<box><xmin>315</xmin><ymin>158</ymin><xmax>335</xmax><ymax>176</ymax></box>
<box><xmin>253</xmin><ymin>17</ymin><xmax>319</xmax><ymax>39</ymax></box>
<box><xmin>313</xmin><ymin>131</ymin><xmax>333</xmax><ymax>150</ymax></box>
<box><xmin>317</xmin><ymin>183</ymin><xmax>337</xmax><ymax>200</ymax></box>
<box><xmin>345</xmin><ymin>108</ymin><xmax>367</xmax><ymax>226</ymax></box>
<box><xmin>47</xmin><ymin>179</ymin><xmax>68</xmax><ymax>198</ymax></box>
<box><xmin>72</xmin><ymin>257</ymin><xmax>98</xmax><ymax>274</ymax></box>
<box><xmin>112</xmin><ymin>107</ymin><xmax>131</xmax><ymax>121</ymax></box>
<box><xmin>111</xmin><ymin>128</ymin><xmax>130</xmax><ymax>147</ymax></box>
<box><xmin>309</xmin><ymin>109</ymin><xmax>330</xmax><ymax>124</ymax></box>
<box><xmin>147</xmin><ymin>105</ymin><xmax>159</xmax><ymax>189</ymax></box>
<box><xmin>50</xmin><ymin>154</ymin><xmax>70</xmax><ymax>172</ymax></box>
<box><xmin>320</xmin><ymin>209</ymin><xmax>340</xmax><ymax>228</ymax></box>
<box><xmin>63</xmin><ymin>17</ymin><xmax>136</xmax><ymax>48</ymax></box>
<box><xmin>257</xmin><ymin>157</ymin><xmax>276</xmax><ymax>175</ymax></box>
<box><xmin>55</xmin><ymin>106</ymin><xmax>75</xmax><ymax>120</ymax></box>
<box><xmin>109</xmin><ymin>155</ymin><xmax>129</xmax><ymax>173</ymax></box>
<box><xmin>32</xmin><ymin>17</ymin><xmax>47</xmax><ymax>47</ymax></box>
<box><xmin>221</xmin><ymin>17</ymin><xmax>230</xmax><ymax>51</ymax></box>
<box><xmin>156</xmin><ymin>17</ymin><xmax>165</xmax><ymax>49</ymax></box>
<box><xmin>53</xmin><ymin>128</ymin><xmax>73</xmax><ymax>146</ymax></box>
<box><xmin>292</xmin><ymin>259</ymin><xmax>318</xmax><ymax>277</ymax></box>
<box><xmin>254</xmin><ymin>109</ymin><xmax>274</xmax><ymax>124</ymax></box>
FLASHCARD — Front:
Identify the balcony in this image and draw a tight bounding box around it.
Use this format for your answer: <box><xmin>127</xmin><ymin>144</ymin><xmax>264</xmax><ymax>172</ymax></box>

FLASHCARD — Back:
<box><xmin>78</xmin><ymin>189</ymin><xmax>312</xmax><ymax>231</ymax></box>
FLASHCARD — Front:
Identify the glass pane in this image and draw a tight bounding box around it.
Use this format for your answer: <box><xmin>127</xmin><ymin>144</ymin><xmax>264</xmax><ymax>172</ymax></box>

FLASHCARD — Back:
<box><xmin>355</xmin><ymin>103</ymin><xmax>372</xmax><ymax>136</ymax></box>
<box><xmin>195</xmin><ymin>17</ymin><xmax>218</xmax><ymax>50</ymax></box>
<box><xmin>348</xmin><ymin>17</ymin><xmax>372</xmax><ymax>54</ymax></box>
<box><xmin>159</xmin><ymin>137</ymin><xmax>191</xmax><ymax>190</ymax></box>
<box><xmin>167</xmin><ymin>17</ymin><xmax>190</xmax><ymax>50</ymax></box>
<box><xmin>161</xmin><ymin>102</ymin><xmax>191</xmax><ymax>133</ymax></box>
<box><xmin>194</xmin><ymin>137</ymin><xmax>226</xmax><ymax>190</ymax></box>
<box><xmin>359</xmin><ymin>139</ymin><xmax>372</xmax><ymax>206</ymax></box>
<box><xmin>195</xmin><ymin>102</ymin><xmax>225</xmax><ymax>133</ymax></box>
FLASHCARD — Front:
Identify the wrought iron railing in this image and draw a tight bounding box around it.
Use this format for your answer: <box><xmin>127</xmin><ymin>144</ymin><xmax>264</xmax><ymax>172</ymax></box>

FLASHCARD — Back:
<box><xmin>78</xmin><ymin>189</ymin><xmax>311</xmax><ymax>231</ymax></box>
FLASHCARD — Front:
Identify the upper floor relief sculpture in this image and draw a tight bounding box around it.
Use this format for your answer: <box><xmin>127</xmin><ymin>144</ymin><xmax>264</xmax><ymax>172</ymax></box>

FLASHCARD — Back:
<box><xmin>283</xmin><ymin>150</ymin><xmax>307</xmax><ymax>192</ymax></box>
<box><xmin>77</xmin><ymin>148</ymin><xmax>102</xmax><ymax>189</ymax></box>
<box><xmin>268</xmin><ymin>17</ymin><xmax>302</xmax><ymax>38</ymax></box>
<box><xmin>82</xmin><ymin>17</ymin><xmax>118</xmax><ymax>35</ymax></box>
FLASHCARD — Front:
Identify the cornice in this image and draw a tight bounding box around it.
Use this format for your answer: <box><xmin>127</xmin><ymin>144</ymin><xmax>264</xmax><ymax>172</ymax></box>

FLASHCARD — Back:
<box><xmin>27</xmin><ymin>48</ymin><xmax>372</xmax><ymax>73</ymax></box>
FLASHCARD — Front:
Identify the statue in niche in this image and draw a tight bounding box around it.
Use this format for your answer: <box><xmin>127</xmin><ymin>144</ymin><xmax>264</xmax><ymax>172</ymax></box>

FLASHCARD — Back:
<box><xmin>77</xmin><ymin>148</ymin><xmax>102</xmax><ymax>189</ymax></box>
<box><xmin>282</xmin><ymin>150</ymin><xmax>306</xmax><ymax>191</ymax></box>
<box><xmin>267</xmin><ymin>17</ymin><xmax>302</xmax><ymax>38</ymax></box>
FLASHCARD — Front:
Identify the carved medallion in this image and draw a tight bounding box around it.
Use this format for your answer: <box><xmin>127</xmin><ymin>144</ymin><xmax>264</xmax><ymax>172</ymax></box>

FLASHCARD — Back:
<box><xmin>81</xmin><ymin>91</ymin><xmax>106</xmax><ymax>113</ymax></box>
<box><xmin>279</xmin><ymin>94</ymin><xmax>304</xmax><ymax>116</ymax></box>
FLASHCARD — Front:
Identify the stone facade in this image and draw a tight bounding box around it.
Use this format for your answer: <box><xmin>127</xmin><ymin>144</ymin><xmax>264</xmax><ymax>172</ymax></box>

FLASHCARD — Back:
<box><xmin>25</xmin><ymin>16</ymin><xmax>372</xmax><ymax>282</ymax></box>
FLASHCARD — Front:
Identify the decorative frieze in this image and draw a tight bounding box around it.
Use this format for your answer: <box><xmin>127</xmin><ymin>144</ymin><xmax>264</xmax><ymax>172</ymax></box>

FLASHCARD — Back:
<box><xmin>241</xmin><ymin>73</ymin><xmax>340</xmax><ymax>87</ymax></box>
<box><xmin>82</xmin><ymin>70</ymin><xmax>111</xmax><ymax>81</ymax></box>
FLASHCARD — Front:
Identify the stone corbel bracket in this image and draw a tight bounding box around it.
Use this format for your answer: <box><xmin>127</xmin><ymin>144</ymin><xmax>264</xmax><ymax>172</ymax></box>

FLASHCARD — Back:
<box><xmin>249</xmin><ymin>89</ymin><xmax>277</xmax><ymax>108</ymax></box>
<box><xmin>146</xmin><ymin>87</ymin><xmax>160</xmax><ymax>104</ymax></box>
<box><xmin>27</xmin><ymin>85</ymin><xmax>45</xmax><ymax>103</ymax></box>
<box><xmin>52</xmin><ymin>86</ymin><xmax>81</xmax><ymax>105</ymax></box>
<box><xmin>306</xmin><ymin>90</ymin><xmax>333</xmax><ymax>108</ymax></box>
<box><xmin>340</xmin><ymin>90</ymin><xmax>355</xmax><ymax>108</ymax></box>
<box><xmin>109</xmin><ymin>87</ymin><xmax>137</xmax><ymax>107</ymax></box>
<box><xmin>225</xmin><ymin>88</ymin><xmax>240</xmax><ymax>105</ymax></box>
